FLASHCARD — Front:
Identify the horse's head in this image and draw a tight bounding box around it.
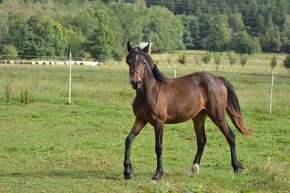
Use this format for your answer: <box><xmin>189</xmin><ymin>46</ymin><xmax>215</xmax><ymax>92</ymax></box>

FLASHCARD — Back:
<box><xmin>126</xmin><ymin>41</ymin><xmax>153</xmax><ymax>90</ymax></box>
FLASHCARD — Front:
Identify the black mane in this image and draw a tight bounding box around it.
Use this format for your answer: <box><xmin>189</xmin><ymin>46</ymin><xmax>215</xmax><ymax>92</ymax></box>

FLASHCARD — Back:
<box><xmin>152</xmin><ymin>64</ymin><xmax>169</xmax><ymax>83</ymax></box>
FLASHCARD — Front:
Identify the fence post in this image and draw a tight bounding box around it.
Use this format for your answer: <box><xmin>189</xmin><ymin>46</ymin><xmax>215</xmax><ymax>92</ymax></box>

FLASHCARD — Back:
<box><xmin>174</xmin><ymin>64</ymin><xmax>177</xmax><ymax>78</ymax></box>
<box><xmin>269</xmin><ymin>70</ymin><xmax>275</xmax><ymax>115</ymax></box>
<box><xmin>68</xmin><ymin>51</ymin><xmax>72</xmax><ymax>104</ymax></box>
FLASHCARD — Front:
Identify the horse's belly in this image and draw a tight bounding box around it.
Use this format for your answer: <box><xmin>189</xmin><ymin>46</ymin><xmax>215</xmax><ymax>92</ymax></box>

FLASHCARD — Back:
<box><xmin>165</xmin><ymin>109</ymin><xmax>200</xmax><ymax>124</ymax></box>
<box><xmin>165</xmin><ymin>116</ymin><xmax>192</xmax><ymax>124</ymax></box>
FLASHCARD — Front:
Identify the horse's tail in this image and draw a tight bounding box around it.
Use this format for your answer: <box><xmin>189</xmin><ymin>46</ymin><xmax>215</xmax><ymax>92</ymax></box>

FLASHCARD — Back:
<box><xmin>219</xmin><ymin>77</ymin><xmax>252</xmax><ymax>136</ymax></box>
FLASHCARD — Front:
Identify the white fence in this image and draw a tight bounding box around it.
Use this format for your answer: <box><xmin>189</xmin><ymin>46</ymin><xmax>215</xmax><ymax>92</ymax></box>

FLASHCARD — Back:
<box><xmin>0</xmin><ymin>60</ymin><xmax>101</xmax><ymax>66</ymax></box>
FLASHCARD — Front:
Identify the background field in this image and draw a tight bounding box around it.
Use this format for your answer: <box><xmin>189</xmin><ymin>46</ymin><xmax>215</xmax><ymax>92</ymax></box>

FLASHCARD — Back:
<box><xmin>0</xmin><ymin>55</ymin><xmax>289</xmax><ymax>192</ymax></box>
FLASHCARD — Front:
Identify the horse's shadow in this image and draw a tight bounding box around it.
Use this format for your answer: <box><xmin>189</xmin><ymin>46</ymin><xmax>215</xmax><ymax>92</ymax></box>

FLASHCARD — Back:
<box><xmin>0</xmin><ymin>169</ymin><xmax>121</xmax><ymax>180</ymax></box>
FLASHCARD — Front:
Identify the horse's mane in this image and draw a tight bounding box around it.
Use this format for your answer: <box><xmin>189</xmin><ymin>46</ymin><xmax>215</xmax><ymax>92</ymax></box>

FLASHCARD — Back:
<box><xmin>128</xmin><ymin>47</ymin><xmax>169</xmax><ymax>83</ymax></box>
<box><xmin>152</xmin><ymin>64</ymin><xmax>169</xmax><ymax>83</ymax></box>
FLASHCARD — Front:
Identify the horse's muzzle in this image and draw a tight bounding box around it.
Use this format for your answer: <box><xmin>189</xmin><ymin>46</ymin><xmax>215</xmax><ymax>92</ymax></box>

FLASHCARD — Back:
<box><xmin>131</xmin><ymin>80</ymin><xmax>141</xmax><ymax>90</ymax></box>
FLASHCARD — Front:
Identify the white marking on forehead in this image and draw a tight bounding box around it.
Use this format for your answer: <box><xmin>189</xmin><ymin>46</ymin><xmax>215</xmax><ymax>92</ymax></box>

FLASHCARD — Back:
<box><xmin>135</xmin><ymin>55</ymin><xmax>139</xmax><ymax>60</ymax></box>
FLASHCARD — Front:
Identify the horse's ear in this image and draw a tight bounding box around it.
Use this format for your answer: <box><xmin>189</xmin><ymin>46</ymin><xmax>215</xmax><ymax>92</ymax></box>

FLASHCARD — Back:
<box><xmin>143</xmin><ymin>43</ymin><xmax>150</xmax><ymax>53</ymax></box>
<box><xmin>127</xmin><ymin>41</ymin><xmax>132</xmax><ymax>52</ymax></box>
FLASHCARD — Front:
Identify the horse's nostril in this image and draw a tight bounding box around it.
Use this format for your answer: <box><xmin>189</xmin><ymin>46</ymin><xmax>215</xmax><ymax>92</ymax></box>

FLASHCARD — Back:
<box><xmin>138</xmin><ymin>80</ymin><xmax>141</xmax><ymax>85</ymax></box>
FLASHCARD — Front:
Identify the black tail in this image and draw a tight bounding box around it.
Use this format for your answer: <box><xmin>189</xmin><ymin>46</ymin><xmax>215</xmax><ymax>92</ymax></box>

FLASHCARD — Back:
<box><xmin>219</xmin><ymin>77</ymin><xmax>252</xmax><ymax>135</ymax></box>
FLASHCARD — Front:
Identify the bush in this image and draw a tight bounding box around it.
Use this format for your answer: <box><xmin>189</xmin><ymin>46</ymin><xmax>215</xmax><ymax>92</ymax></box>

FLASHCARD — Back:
<box><xmin>228</xmin><ymin>54</ymin><xmax>237</xmax><ymax>65</ymax></box>
<box><xmin>214</xmin><ymin>54</ymin><xmax>221</xmax><ymax>71</ymax></box>
<box><xmin>270</xmin><ymin>56</ymin><xmax>277</xmax><ymax>69</ymax></box>
<box><xmin>202</xmin><ymin>52</ymin><xmax>211</xmax><ymax>64</ymax></box>
<box><xmin>178</xmin><ymin>54</ymin><xmax>186</xmax><ymax>65</ymax></box>
<box><xmin>240</xmin><ymin>55</ymin><xmax>247</xmax><ymax>67</ymax></box>
<box><xmin>21</xmin><ymin>88</ymin><xmax>30</xmax><ymax>104</ymax></box>
<box><xmin>283</xmin><ymin>55</ymin><xmax>290</xmax><ymax>77</ymax></box>
<box><xmin>4</xmin><ymin>83</ymin><xmax>12</xmax><ymax>102</ymax></box>
<box><xmin>214</xmin><ymin>54</ymin><xmax>221</xmax><ymax>65</ymax></box>
<box><xmin>1</xmin><ymin>44</ymin><xmax>18</xmax><ymax>59</ymax></box>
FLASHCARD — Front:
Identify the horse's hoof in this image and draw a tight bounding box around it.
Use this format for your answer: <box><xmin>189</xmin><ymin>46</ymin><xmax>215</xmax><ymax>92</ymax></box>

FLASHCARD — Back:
<box><xmin>124</xmin><ymin>173</ymin><xmax>133</xmax><ymax>180</ymax></box>
<box><xmin>152</xmin><ymin>170</ymin><xmax>163</xmax><ymax>181</ymax></box>
<box><xmin>234</xmin><ymin>168</ymin><xmax>243</xmax><ymax>173</ymax></box>
<box><xmin>151</xmin><ymin>175</ymin><xmax>161</xmax><ymax>181</ymax></box>
<box><xmin>234</xmin><ymin>161</ymin><xmax>243</xmax><ymax>173</ymax></box>
<box><xmin>191</xmin><ymin>163</ymin><xmax>200</xmax><ymax>174</ymax></box>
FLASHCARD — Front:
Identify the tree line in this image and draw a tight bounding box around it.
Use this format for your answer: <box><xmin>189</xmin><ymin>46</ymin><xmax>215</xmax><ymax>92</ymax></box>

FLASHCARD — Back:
<box><xmin>0</xmin><ymin>0</ymin><xmax>290</xmax><ymax>61</ymax></box>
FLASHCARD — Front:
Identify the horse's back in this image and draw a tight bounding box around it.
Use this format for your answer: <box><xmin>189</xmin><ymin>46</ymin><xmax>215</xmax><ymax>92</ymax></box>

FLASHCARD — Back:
<box><xmin>169</xmin><ymin>71</ymin><xmax>227</xmax><ymax>111</ymax></box>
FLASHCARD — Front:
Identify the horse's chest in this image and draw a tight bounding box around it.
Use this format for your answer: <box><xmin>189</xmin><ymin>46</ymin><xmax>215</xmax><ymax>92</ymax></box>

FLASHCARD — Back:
<box><xmin>132</xmin><ymin>98</ymin><xmax>164</xmax><ymax>122</ymax></box>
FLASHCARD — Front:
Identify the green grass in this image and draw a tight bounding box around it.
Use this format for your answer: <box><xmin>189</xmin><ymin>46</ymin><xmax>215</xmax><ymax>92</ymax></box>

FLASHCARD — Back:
<box><xmin>0</xmin><ymin>63</ymin><xmax>289</xmax><ymax>192</ymax></box>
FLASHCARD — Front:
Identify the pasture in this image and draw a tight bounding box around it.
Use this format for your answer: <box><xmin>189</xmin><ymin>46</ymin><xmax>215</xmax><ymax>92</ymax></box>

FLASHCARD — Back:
<box><xmin>0</xmin><ymin>58</ymin><xmax>289</xmax><ymax>192</ymax></box>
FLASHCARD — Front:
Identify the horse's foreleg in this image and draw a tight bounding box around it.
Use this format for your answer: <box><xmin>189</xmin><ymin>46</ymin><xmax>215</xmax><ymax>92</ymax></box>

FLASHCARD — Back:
<box><xmin>152</xmin><ymin>122</ymin><xmax>164</xmax><ymax>181</ymax></box>
<box><xmin>124</xmin><ymin>119</ymin><xmax>146</xmax><ymax>179</ymax></box>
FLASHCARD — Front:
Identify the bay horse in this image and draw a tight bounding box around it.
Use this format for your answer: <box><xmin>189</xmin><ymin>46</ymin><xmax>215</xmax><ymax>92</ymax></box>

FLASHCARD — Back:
<box><xmin>124</xmin><ymin>42</ymin><xmax>251</xmax><ymax>180</ymax></box>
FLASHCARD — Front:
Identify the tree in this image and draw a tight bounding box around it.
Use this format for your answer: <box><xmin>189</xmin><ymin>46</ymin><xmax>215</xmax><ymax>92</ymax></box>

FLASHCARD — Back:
<box><xmin>233</xmin><ymin>30</ymin><xmax>260</xmax><ymax>55</ymax></box>
<box><xmin>240</xmin><ymin>55</ymin><xmax>247</xmax><ymax>67</ymax></box>
<box><xmin>109</xmin><ymin>3</ymin><xmax>144</xmax><ymax>60</ymax></box>
<box><xmin>179</xmin><ymin>15</ymin><xmax>199</xmax><ymax>49</ymax></box>
<box><xmin>198</xmin><ymin>14</ymin><xmax>214</xmax><ymax>50</ymax></box>
<box><xmin>202</xmin><ymin>52</ymin><xmax>211</xmax><ymax>65</ymax></box>
<box><xmin>86</xmin><ymin>5</ymin><xmax>115</xmax><ymax>60</ymax></box>
<box><xmin>64</xmin><ymin>28</ymin><xmax>86</xmax><ymax>58</ymax></box>
<box><xmin>7</xmin><ymin>17</ymin><xmax>32</xmax><ymax>56</ymax></box>
<box><xmin>1</xmin><ymin>44</ymin><xmax>18</xmax><ymax>59</ymax></box>
<box><xmin>144</xmin><ymin>6</ymin><xmax>184</xmax><ymax>52</ymax></box>
<box><xmin>29</xmin><ymin>16</ymin><xmax>67</xmax><ymax>56</ymax></box>
<box><xmin>249</xmin><ymin>36</ymin><xmax>261</xmax><ymax>53</ymax></box>
<box><xmin>178</xmin><ymin>54</ymin><xmax>186</xmax><ymax>65</ymax></box>
<box><xmin>260</xmin><ymin>14</ymin><xmax>281</xmax><ymax>52</ymax></box>
<box><xmin>214</xmin><ymin>54</ymin><xmax>221</xmax><ymax>72</ymax></box>
<box><xmin>229</xmin><ymin>13</ymin><xmax>245</xmax><ymax>33</ymax></box>
<box><xmin>228</xmin><ymin>54</ymin><xmax>237</xmax><ymax>65</ymax></box>
<box><xmin>7</xmin><ymin>16</ymin><xmax>67</xmax><ymax>57</ymax></box>
<box><xmin>242</xmin><ymin>0</ymin><xmax>260</xmax><ymax>35</ymax></box>
<box><xmin>206</xmin><ymin>15</ymin><xmax>231</xmax><ymax>52</ymax></box>
<box><xmin>280</xmin><ymin>15</ymin><xmax>290</xmax><ymax>53</ymax></box>
<box><xmin>283</xmin><ymin>55</ymin><xmax>290</xmax><ymax>77</ymax></box>
<box><xmin>270</xmin><ymin>56</ymin><xmax>277</xmax><ymax>69</ymax></box>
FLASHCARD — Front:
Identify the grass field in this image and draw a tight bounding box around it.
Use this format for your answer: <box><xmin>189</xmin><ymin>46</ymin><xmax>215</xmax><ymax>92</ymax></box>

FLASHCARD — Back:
<box><xmin>0</xmin><ymin>61</ymin><xmax>289</xmax><ymax>192</ymax></box>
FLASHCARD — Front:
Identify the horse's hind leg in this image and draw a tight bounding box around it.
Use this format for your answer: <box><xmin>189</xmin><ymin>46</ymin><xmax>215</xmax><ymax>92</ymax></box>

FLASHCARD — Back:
<box><xmin>208</xmin><ymin>111</ymin><xmax>243</xmax><ymax>172</ymax></box>
<box><xmin>192</xmin><ymin>110</ymin><xmax>207</xmax><ymax>173</ymax></box>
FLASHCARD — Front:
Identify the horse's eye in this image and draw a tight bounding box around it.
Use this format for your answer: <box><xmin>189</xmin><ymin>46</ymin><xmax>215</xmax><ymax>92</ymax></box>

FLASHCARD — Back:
<box><xmin>127</xmin><ymin>59</ymin><xmax>132</xmax><ymax>64</ymax></box>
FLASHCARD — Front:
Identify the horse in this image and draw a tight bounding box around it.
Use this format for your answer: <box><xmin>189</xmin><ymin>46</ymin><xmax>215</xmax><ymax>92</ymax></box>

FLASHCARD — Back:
<box><xmin>124</xmin><ymin>42</ymin><xmax>251</xmax><ymax>181</ymax></box>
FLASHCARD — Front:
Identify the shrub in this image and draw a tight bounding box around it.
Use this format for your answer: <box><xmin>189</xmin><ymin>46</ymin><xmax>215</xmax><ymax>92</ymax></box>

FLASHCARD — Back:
<box><xmin>240</xmin><ymin>55</ymin><xmax>247</xmax><ymax>67</ymax></box>
<box><xmin>270</xmin><ymin>56</ymin><xmax>277</xmax><ymax>69</ymax></box>
<box><xmin>4</xmin><ymin>83</ymin><xmax>12</xmax><ymax>102</ymax></box>
<box><xmin>283</xmin><ymin>55</ymin><xmax>290</xmax><ymax>77</ymax></box>
<box><xmin>202</xmin><ymin>52</ymin><xmax>211</xmax><ymax>64</ymax></box>
<box><xmin>178</xmin><ymin>54</ymin><xmax>186</xmax><ymax>65</ymax></box>
<box><xmin>1</xmin><ymin>44</ymin><xmax>18</xmax><ymax>59</ymax></box>
<box><xmin>21</xmin><ymin>88</ymin><xmax>30</xmax><ymax>104</ymax></box>
<box><xmin>228</xmin><ymin>54</ymin><xmax>237</xmax><ymax>65</ymax></box>
<box><xmin>214</xmin><ymin>54</ymin><xmax>221</xmax><ymax>71</ymax></box>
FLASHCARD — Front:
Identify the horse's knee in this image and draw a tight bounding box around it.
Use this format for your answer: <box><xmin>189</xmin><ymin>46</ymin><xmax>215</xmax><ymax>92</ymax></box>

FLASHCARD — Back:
<box><xmin>227</xmin><ymin>129</ymin><xmax>236</xmax><ymax>145</ymax></box>
<box><xmin>197</xmin><ymin>135</ymin><xmax>207</xmax><ymax>150</ymax></box>
<box><xmin>155</xmin><ymin>144</ymin><xmax>162</xmax><ymax>156</ymax></box>
<box><xmin>125</xmin><ymin>133</ymin><xmax>135</xmax><ymax>147</ymax></box>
